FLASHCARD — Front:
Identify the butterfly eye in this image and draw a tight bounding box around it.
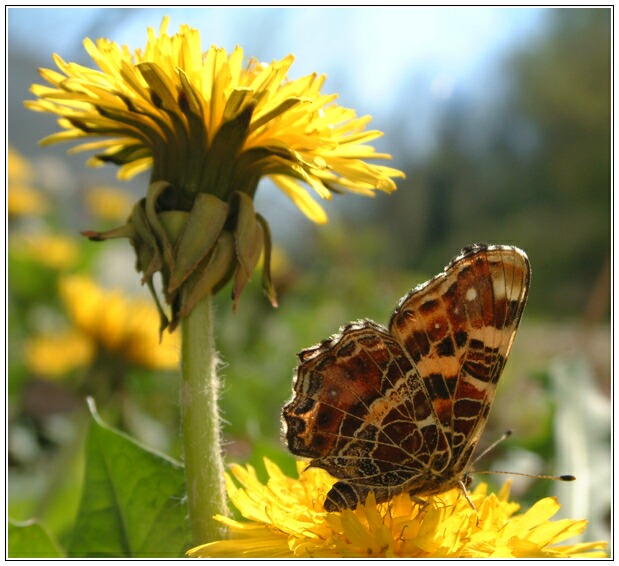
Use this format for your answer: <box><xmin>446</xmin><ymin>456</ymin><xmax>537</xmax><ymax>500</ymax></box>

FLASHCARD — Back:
<box><xmin>463</xmin><ymin>473</ymin><xmax>473</xmax><ymax>488</ymax></box>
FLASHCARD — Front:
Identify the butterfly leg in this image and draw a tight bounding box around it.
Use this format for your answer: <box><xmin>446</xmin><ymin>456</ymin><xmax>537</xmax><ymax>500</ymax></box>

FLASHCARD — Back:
<box><xmin>458</xmin><ymin>479</ymin><xmax>479</xmax><ymax>526</ymax></box>
<box><xmin>410</xmin><ymin>494</ymin><xmax>430</xmax><ymax>511</ymax></box>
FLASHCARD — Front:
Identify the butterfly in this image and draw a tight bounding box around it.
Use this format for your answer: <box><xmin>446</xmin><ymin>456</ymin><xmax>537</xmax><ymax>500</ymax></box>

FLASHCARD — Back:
<box><xmin>282</xmin><ymin>244</ymin><xmax>531</xmax><ymax>511</ymax></box>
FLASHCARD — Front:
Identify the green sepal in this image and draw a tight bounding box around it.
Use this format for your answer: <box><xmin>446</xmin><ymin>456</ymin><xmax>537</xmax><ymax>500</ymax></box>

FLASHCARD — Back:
<box><xmin>178</xmin><ymin>231</ymin><xmax>236</xmax><ymax>319</ymax></box>
<box><xmin>158</xmin><ymin>210</ymin><xmax>190</xmax><ymax>246</ymax></box>
<box><xmin>168</xmin><ymin>194</ymin><xmax>229</xmax><ymax>293</ymax></box>
<box><xmin>127</xmin><ymin>199</ymin><xmax>169</xmax><ymax>333</ymax></box>
<box><xmin>232</xmin><ymin>196</ymin><xmax>264</xmax><ymax>312</ymax></box>
<box><xmin>81</xmin><ymin>223</ymin><xmax>135</xmax><ymax>242</ymax></box>
<box><xmin>145</xmin><ymin>181</ymin><xmax>175</xmax><ymax>273</ymax></box>
<box><xmin>145</xmin><ymin>275</ymin><xmax>170</xmax><ymax>336</ymax></box>
<box><xmin>255</xmin><ymin>213</ymin><xmax>278</xmax><ymax>308</ymax></box>
<box><xmin>234</xmin><ymin>192</ymin><xmax>264</xmax><ymax>278</ymax></box>
<box><xmin>129</xmin><ymin>199</ymin><xmax>163</xmax><ymax>283</ymax></box>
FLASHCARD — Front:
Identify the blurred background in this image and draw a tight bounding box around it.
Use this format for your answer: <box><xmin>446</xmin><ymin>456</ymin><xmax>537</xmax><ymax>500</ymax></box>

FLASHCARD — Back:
<box><xmin>7</xmin><ymin>7</ymin><xmax>610</xmax><ymax>547</ymax></box>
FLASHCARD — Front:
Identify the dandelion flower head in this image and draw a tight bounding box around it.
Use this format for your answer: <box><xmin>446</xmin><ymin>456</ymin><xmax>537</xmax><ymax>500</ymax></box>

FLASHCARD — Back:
<box><xmin>188</xmin><ymin>459</ymin><xmax>607</xmax><ymax>559</ymax></box>
<box><xmin>26</xmin><ymin>17</ymin><xmax>405</xmax><ymax>322</ymax></box>
<box><xmin>26</xmin><ymin>16</ymin><xmax>403</xmax><ymax>224</ymax></box>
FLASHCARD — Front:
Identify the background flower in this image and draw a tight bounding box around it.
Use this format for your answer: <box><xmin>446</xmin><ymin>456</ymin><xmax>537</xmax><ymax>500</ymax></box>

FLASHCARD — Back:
<box><xmin>85</xmin><ymin>186</ymin><xmax>134</xmax><ymax>223</ymax></box>
<box><xmin>58</xmin><ymin>275</ymin><xmax>180</xmax><ymax>370</ymax></box>
<box><xmin>11</xmin><ymin>233</ymin><xmax>80</xmax><ymax>271</ymax></box>
<box><xmin>8</xmin><ymin>147</ymin><xmax>49</xmax><ymax>218</ymax></box>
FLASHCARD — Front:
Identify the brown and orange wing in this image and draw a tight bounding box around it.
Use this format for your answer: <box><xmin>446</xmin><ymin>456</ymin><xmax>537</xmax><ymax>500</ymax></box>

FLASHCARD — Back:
<box><xmin>283</xmin><ymin>244</ymin><xmax>530</xmax><ymax>511</ymax></box>
<box><xmin>389</xmin><ymin>244</ymin><xmax>530</xmax><ymax>480</ymax></box>
<box><xmin>283</xmin><ymin>321</ymin><xmax>432</xmax><ymax>511</ymax></box>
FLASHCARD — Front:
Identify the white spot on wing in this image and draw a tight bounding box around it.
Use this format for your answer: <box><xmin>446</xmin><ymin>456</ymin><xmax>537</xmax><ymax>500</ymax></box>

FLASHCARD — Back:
<box><xmin>465</xmin><ymin>287</ymin><xmax>477</xmax><ymax>301</ymax></box>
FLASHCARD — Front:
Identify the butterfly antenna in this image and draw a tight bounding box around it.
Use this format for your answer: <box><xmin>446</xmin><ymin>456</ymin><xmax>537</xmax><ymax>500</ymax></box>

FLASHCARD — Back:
<box><xmin>470</xmin><ymin>429</ymin><xmax>513</xmax><ymax>468</ymax></box>
<box><xmin>469</xmin><ymin>429</ymin><xmax>576</xmax><ymax>482</ymax></box>
<box><xmin>472</xmin><ymin>470</ymin><xmax>576</xmax><ymax>482</ymax></box>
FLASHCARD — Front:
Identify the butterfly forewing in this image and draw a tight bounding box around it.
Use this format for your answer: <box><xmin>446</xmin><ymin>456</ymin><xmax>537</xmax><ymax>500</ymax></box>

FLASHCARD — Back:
<box><xmin>389</xmin><ymin>245</ymin><xmax>530</xmax><ymax>472</ymax></box>
<box><xmin>283</xmin><ymin>244</ymin><xmax>530</xmax><ymax>512</ymax></box>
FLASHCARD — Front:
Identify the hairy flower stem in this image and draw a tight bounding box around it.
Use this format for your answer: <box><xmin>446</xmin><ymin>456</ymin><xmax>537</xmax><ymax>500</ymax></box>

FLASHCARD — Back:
<box><xmin>181</xmin><ymin>295</ymin><xmax>228</xmax><ymax>544</ymax></box>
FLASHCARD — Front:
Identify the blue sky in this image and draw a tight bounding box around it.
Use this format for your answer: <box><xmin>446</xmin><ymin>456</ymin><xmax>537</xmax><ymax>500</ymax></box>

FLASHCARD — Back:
<box><xmin>9</xmin><ymin>6</ymin><xmax>546</xmax><ymax>154</ymax></box>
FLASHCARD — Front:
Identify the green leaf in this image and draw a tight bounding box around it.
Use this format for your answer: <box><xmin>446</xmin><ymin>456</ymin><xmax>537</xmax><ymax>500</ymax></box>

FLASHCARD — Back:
<box><xmin>8</xmin><ymin>519</ymin><xmax>64</xmax><ymax>558</ymax></box>
<box><xmin>68</xmin><ymin>400</ymin><xmax>190</xmax><ymax>558</ymax></box>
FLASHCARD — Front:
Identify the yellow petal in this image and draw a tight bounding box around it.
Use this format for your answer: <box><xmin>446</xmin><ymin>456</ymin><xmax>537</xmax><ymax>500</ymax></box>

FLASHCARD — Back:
<box><xmin>271</xmin><ymin>174</ymin><xmax>328</xmax><ymax>223</ymax></box>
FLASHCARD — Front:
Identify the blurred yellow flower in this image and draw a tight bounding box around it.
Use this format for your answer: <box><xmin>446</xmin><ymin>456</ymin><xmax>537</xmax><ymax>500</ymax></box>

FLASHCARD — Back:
<box><xmin>8</xmin><ymin>146</ymin><xmax>34</xmax><ymax>183</ymax></box>
<box><xmin>85</xmin><ymin>186</ymin><xmax>134</xmax><ymax>222</ymax></box>
<box><xmin>11</xmin><ymin>233</ymin><xmax>80</xmax><ymax>270</ymax></box>
<box><xmin>8</xmin><ymin>147</ymin><xmax>48</xmax><ymax>217</ymax></box>
<box><xmin>59</xmin><ymin>275</ymin><xmax>179</xmax><ymax>370</ymax></box>
<box><xmin>26</xmin><ymin>17</ymin><xmax>405</xmax><ymax>322</ymax></box>
<box><xmin>187</xmin><ymin>459</ymin><xmax>607</xmax><ymax>559</ymax></box>
<box><xmin>24</xmin><ymin>330</ymin><xmax>94</xmax><ymax>378</ymax></box>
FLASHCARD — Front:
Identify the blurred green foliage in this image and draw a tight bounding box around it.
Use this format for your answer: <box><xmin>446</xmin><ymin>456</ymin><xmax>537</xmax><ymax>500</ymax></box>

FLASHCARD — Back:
<box><xmin>8</xmin><ymin>8</ymin><xmax>610</xmax><ymax>552</ymax></box>
<box><xmin>8</xmin><ymin>520</ymin><xmax>64</xmax><ymax>558</ymax></box>
<box><xmin>376</xmin><ymin>9</ymin><xmax>610</xmax><ymax>319</ymax></box>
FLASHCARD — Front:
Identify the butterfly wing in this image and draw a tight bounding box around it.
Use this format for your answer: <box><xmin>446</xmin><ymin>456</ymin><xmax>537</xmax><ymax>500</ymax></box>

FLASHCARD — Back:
<box><xmin>283</xmin><ymin>321</ymin><xmax>433</xmax><ymax>511</ymax></box>
<box><xmin>389</xmin><ymin>244</ymin><xmax>530</xmax><ymax>479</ymax></box>
<box><xmin>283</xmin><ymin>244</ymin><xmax>530</xmax><ymax>511</ymax></box>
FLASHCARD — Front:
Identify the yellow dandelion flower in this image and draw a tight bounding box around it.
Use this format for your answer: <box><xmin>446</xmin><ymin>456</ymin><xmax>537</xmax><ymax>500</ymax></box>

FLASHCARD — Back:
<box><xmin>187</xmin><ymin>459</ymin><xmax>607</xmax><ymax>559</ymax></box>
<box><xmin>8</xmin><ymin>186</ymin><xmax>48</xmax><ymax>218</ymax></box>
<box><xmin>24</xmin><ymin>330</ymin><xmax>95</xmax><ymax>378</ymax></box>
<box><xmin>10</xmin><ymin>233</ymin><xmax>80</xmax><ymax>271</ymax></box>
<box><xmin>58</xmin><ymin>275</ymin><xmax>179</xmax><ymax>370</ymax></box>
<box><xmin>26</xmin><ymin>17</ymin><xmax>404</xmax><ymax>325</ymax></box>
<box><xmin>8</xmin><ymin>147</ymin><xmax>48</xmax><ymax>217</ymax></box>
<box><xmin>8</xmin><ymin>146</ymin><xmax>34</xmax><ymax>184</ymax></box>
<box><xmin>85</xmin><ymin>186</ymin><xmax>134</xmax><ymax>222</ymax></box>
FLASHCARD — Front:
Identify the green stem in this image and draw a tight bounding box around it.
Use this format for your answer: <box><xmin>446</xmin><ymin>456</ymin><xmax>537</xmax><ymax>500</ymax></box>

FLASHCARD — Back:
<box><xmin>181</xmin><ymin>295</ymin><xmax>228</xmax><ymax>544</ymax></box>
